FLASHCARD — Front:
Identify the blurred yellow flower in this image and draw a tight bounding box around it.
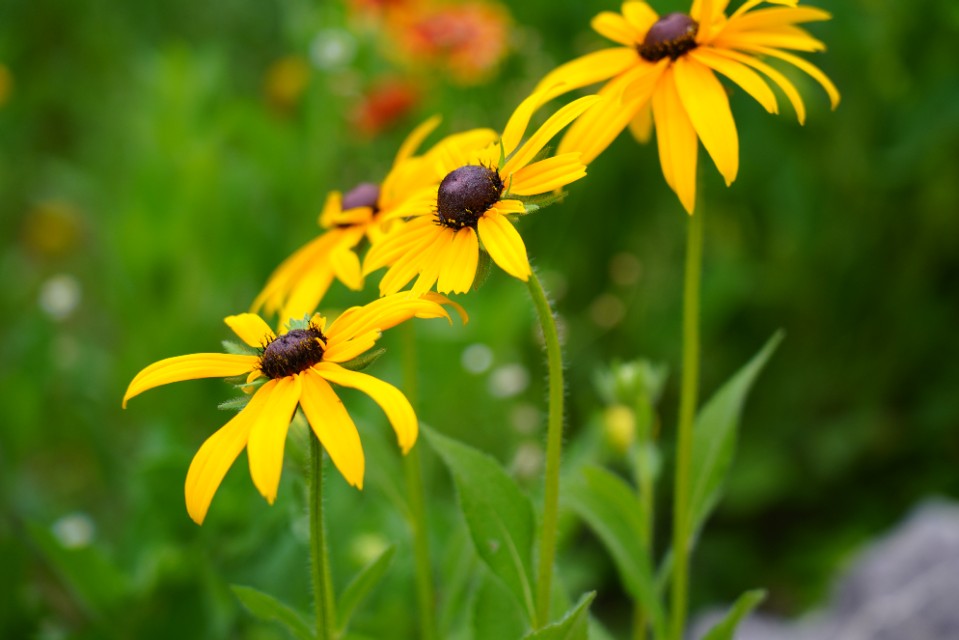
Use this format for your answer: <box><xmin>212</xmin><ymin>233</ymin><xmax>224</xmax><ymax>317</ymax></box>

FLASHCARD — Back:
<box><xmin>363</xmin><ymin>92</ymin><xmax>600</xmax><ymax>295</ymax></box>
<box><xmin>253</xmin><ymin>116</ymin><xmax>457</xmax><ymax>321</ymax></box>
<box><xmin>264</xmin><ymin>55</ymin><xmax>311</xmax><ymax>114</ymax></box>
<box><xmin>123</xmin><ymin>293</ymin><xmax>463</xmax><ymax>524</ymax></box>
<box><xmin>537</xmin><ymin>0</ymin><xmax>840</xmax><ymax>213</ymax></box>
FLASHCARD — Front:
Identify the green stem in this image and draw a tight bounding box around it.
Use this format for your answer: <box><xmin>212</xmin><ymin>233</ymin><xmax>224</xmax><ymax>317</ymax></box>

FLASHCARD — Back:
<box><xmin>401</xmin><ymin>323</ymin><xmax>438</xmax><ymax>640</ymax></box>
<box><xmin>670</xmin><ymin>206</ymin><xmax>705</xmax><ymax>640</ymax></box>
<box><xmin>528</xmin><ymin>270</ymin><xmax>565</xmax><ymax>628</ymax></box>
<box><xmin>310</xmin><ymin>436</ymin><xmax>336</xmax><ymax>640</ymax></box>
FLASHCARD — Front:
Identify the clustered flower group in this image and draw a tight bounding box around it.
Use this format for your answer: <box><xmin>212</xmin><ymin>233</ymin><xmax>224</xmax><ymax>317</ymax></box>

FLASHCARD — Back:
<box><xmin>125</xmin><ymin>0</ymin><xmax>837</xmax><ymax>524</ymax></box>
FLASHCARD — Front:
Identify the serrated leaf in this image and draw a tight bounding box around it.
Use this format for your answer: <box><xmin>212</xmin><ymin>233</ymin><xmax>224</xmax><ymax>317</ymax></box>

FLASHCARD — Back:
<box><xmin>230</xmin><ymin>585</ymin><xmax>313</xmax><ymax>640</ymax></box>
<box><xmin>523</xmin><ymin>591</ymin><xmax>595</xmax><ymax>640</ymax></box>
<box><xmin>26</xmin><ymin>521</ymin><xmax>130</xmax><ymax>618</ymax></box>
<box><xmin>472</xmin><ymin>250</ymin><xmax>493</xmax><ymax>291</ymax></box>
<box><xmin>701</xmin><ymin>590</ymin><xmax>766</xmax><ymax>640</ymax></box>
<box><xmin>335</xmin><ymin>545</ymin><xmax>396</xmax><ymax>635</ymax></box>
<box><xmin>564</xmin><ymin>467</ymin><xmax>667</xmax><ymax>639</ymax></box>
<box><xmin>424</xmin><ymin>427</ymin><xmax>537</xmax><ymax>623</ymax></box>
<box><xmin>687</xmin><ymin>332</ymin><xmax>784</xmax><ymax>539</ymax></box>
<box><xmin>338</xmin><ymin>347</ymin><xmax>386</xmax><ymax>372</ymax></box>
<box><xmin>222</xmin><ymin>339</ymin><xmax>259</xmax><ymax>356</ymax></box>
<box><xmin>218</xmin><ymin>395</ymin><xmax>251</xmax><ymax>411</ymax></box>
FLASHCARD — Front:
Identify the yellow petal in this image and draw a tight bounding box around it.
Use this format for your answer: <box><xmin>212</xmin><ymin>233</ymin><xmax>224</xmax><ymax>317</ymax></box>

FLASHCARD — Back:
<box><xmin>673</xmin><ymin>57</ymin><xmax>739</xmax><ymax>186</ymax></box>
<box><xmin>325</xmin><ymin>293</ymin><xmax>453</xmax><ymax>346</ymax></box>
<box><xmin>314</xmin><ymin>363</ymin><xmax>417</xmax><ymax>453</ymax></box>
<box><xmin>411</xmin><ymin>228</ymin><xmax>456</xmax><ymax>295</ymax></box>
<box><xmin>690</xmin><ymin>47</ymin><xmax>778</xmax><ymax>114</ymax></box>
<box><xmin>627</xmin><ymin>103</ymin><xmax>654</xmax><ymax>143</ymax></box>
<box><xmin>477</xmin><ymin>212</ymin><xmax>531</xmax><ymax>281</ymax></box>
<box><xmin>393</xmin><ymin>114</ymin><xmax>441</xmax><ymax>166</ymax></box>
<box><xmin>508</xmin><ymin>153</ymin><xmax>587</xmax><ymax>196</ymax></box>
<box><xmin>724</xmin><ymin>6</ymin><xmax>831</xmax><ymax>31</ymax></box>
<box><xmin>501</xmin><ymin>95</ymin><xmax>601</xmax><ymax>177</ymax></box>
<box><xmin>533</xmin><ymin>48</ymin><xmax>637</xmax><ymax>102</ymax></box>
<box><xmin>591</xmin><ymin>11</ymin><xmax>640</xmax><ymax>46</ymax></box>
<box><xmin>184</xmin><ymin>381</ymin><xmax>275</xmax><ymax>524</ymax></box>
<box><xmin>246</xmin><ymin>375</ymin><xmax>301</xmax><ymax>504</ymax></box>
<box><xmin>621</xmin><ymin>2</ymin><xmax>659</xmax><ymax>34</ymax></box>
<box><xmin>745</xmin><ymin>44</ymin><xmax>840</xmax><ymax>109</ymax></box>
<box><xmin>330</xmin><ymin>246</ymin><xmax>364</xmax><ymax>291</ymax></box>
<box><xmin>123</xmin><ymin>353</ymin><xmax>258</xmax><ymax>408</ymax></box>
<box><xmin>323</xmin><ymin>330</ymin><xmax>381</xmax><ymax>363</ymax></box>
<box><xmin>225</xmin><ymin>313</ymin><xmax>277</xmax><ymax>348</ymax></box>
<box><xmin>299</xmin><ymin>371</ymin><xmax>365</xmax><ymax>489</ymax></box>
<box><xmin>715</xmin><ymin>47</ymin><xmax>807</xmax><ymax>123</ymax></box>
<box><xmin>317</xmin><ymin>191</ymin><xmax>342</xmax><ymax>228</ymax></box>
<box><xmin>252</xmin><ymin>232</ymin><xmax>338</xmax><ymax>314</ymax></box>
<box><xmin>651</xmin><ymin>68</ymin><xmax>699</xmax><ymax>214</ymax></box>
<box><xmin>501</xmin><ymin>88</ymin><xmax>554</xmax><ymax>159</ymax></box>
<box><xmin>437</xmin><ymin>227</ymin><xmax>479</xmax><ymax>294</ymax></box>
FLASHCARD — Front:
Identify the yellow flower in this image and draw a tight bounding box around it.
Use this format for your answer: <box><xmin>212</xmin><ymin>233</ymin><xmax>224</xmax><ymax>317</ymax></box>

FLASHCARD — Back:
<box><xmin>363</xmin><ymin>92</ymin><xmax>601</xmax><ymax>295</ymax></box>
<box><xmin>253</xmin><ymin>116</ymin><xmax>459</xmax><ymax>320</ymax></box>
<box><xmin>123</xmin><ymin>293</ymin><xmax>464</xmax><ymax>524</ymax></box>
<box><xmin>536</xmin><ymin>0</ymin><xmax>839</xmax><ymax>213</ymax></box>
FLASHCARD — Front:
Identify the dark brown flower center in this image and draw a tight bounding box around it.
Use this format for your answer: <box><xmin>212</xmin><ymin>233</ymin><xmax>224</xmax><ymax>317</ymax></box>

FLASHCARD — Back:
<box><xmin>638</xmin><ymin>13</ymin><xmax>699</xmax><ymax>62</ymax></box>
<box><xmin>259</xmin><ymin>327</ymin><xmax>325</xmax><ymax>379</ymax></box>
<box><xmin>342</xmin><ymin>182</ymin><xmax>381</xmax><ymax>211</ymax></box>
<box><xmin>435</xmin><ymin>165</ymin><xmax>504</xmax><ymax>230</ymax></box>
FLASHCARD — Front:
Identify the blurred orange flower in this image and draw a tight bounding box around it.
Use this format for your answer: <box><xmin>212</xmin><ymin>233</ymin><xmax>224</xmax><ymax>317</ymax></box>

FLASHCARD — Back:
<box><xmin>352</xmin><ymin>78</ymin><xmax>420</xmax><ymax>136</ymax></box>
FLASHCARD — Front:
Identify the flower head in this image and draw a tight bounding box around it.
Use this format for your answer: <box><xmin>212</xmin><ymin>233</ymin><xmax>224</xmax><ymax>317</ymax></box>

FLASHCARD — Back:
<box><xmin>253</xmin><ymin>116</ymin><xmax>451</xmax><ymax>320</ymax></box>
<box><xmin>123</xmin><ymin>293</ymin><xmax>465</xmax><ymax>524</ymax></box>
<box><xmin>363</xmin><ymin>92</ymin><xmax>600</xmax><ymax>295</ymax></box>
<box><xmin>536</xmin><ymin>0</ymin><xmax>840</xmax><ymax>213</ymax></box>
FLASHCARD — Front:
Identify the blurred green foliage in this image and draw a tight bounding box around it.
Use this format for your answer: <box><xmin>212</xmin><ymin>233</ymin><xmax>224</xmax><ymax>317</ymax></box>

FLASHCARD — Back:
<box><xmin>2</xmin><ymin>0</ymin><xmax>958</xmax><ymax>637</ymax></box>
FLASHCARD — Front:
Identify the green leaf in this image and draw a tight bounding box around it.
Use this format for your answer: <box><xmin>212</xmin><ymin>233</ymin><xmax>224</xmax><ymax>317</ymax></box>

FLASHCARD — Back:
<box><xmin>424</xmin><ymin>427</ymin><xmax>537</xmax><ymax>623</ymax></box>
<box><xmin>523</xmin><ymin>591</ymin><xmax>595</xmax><ymax>640</ymax></box>
<box><xmin>335</xmin><ymin>545</ymin><xmax>396</xmax><ymax>635</ymax></box>
<box><xmin>564</xmin><ymin>467</ymin><xmax>667</xmax><ymax>639</ymax></box>
<box><xmin>701</xmin><ymin>590</ymin><xmax>766</xmax><ymax>640</ymax></box>
<box><xmin>222</xmin><ymin>339</ymin><xmax>258</xmax><ymax>355</ymax></box>
<box><xmin>230</xmin><ymin>585</ymin><xmax>313</xmax><ymax>640</ymax></box>
<box><xmin>687</xmin><ymin>332</ymin><xmax>783</xmax><ymax>539</ymax></box>
<box><xmin>26</xmin><ymin>521</ymin><xmax>130</xmax><ymax>618</ymax></box>
<box><xmin>338</xmin><ymin>347</ymin><xmax>386</xmax><ymax>372</ymax></box>
<box><xmin>472</xmin><ymin>571</ymin><xmax>528</xmax><ymax>640</ymax></box>
<box><xmin>218</xmin><ymin>395</ymin><xmax>251</xmax><ymax>411</ymax></box>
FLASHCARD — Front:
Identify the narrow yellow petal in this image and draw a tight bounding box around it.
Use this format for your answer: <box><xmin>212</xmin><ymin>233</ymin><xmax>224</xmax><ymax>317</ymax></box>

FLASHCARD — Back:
<box><xmin>533</xmin><ymin>48</ymin><xmax>636</xmax><ymax>102</ymax></box>
<box><xmin>246</xmin><ymin>375</ymin><xmax>301</xmax><ymax>504</ymax></box>
<box><xmin>123</xmin><ymin>353</ymin><xmax>258</xmax><ymax>408</ymax></box>
<box><xmin>225</xmin><ymin>313</ymin><xmax>277</xmax><ymax>348</ymax></box>
<box><xmin>627</xmin><ymin>104</ymin><xmax>654</xmax><ymax>143</ymax></box>
<box><xmin>323</xmin><ymin>330</ymin><xmax>381</xmax><ymax>363</ymax></box>
<box><xmin>745</xmin><ymin>44</ymin><xmax>840</xmax><ymax>108</ymax></box>
<box><xmin>280</xmin><ymin>268</ymin><xmax>335</xmax><ymax>324</ymax></box>
<box><xmin>591</xmin><ymin>11</ymin><xmax>640</xmax><ymax>46</ymax></box>
<box><xmin>723</xmin><ymin>6</ymin><xmax>831</xmax><ymax>31</ymax></box>
<box><xmin>673</xmin><ymin>57</ymin><xmax>739</xmax><ymax>186</ymax></box>
<box><xmin>329</xmin><ymin>246</ymin><xmax>364</xmax><ymax>291</ymax></box>
<box><xmin>715</xmin><ymin>48</ymin><xmax>807</xmax><ymax>123</ymax></box>
<box><xmin>437</xmin><ymin>228</ymin><xmax>479</xmax><ymax>294</ymax></box>
<box><xmin>299</xmin><ymin>371</ymin><xmax>365</xmax><ymax>489</ymax></box>
<box><xmin>508</xmin><ymin>153</ymin><xmax>587</xmax><ymax>196</ymax></box>
<box><xmin>621</xmin><ymin>2</ymin><xmax>659</xmax><ymax>34</ymax></box>
<box><xmin>651</xmin><ymin>68</ymin><xmax>699</xmax><ymax>214</ymax></box>
<box><xmin>411</xmin><ymin>229</ymin><xmax>456</xmax><ymax>296</ymax></box>
<box><xmin>317</xmin><ymin>191</ymin><xmax>342</xmax><ymax>228</ymax></box>
<box><xmin>184</xmin><ymin>381</ymin><xmax>275</xmax><ymax>524</ymax></box>
<box><xmin>252</xmin><ymin>232</ymin><xmax>338</xmax><ymax>314</ymax></box>
<box><xmin>325</xmin><ymin>293</ymin><xmax>453</xmax><ymax>346</ymax></box>
<box><xmin>393</xmin><ymin>115</ymin><xmax>441</xmax><ymax>166</ymax></box>
<box><xmin>690</xmin><ymin>47</ymin><xmax>778</xmax><ymax>114</ymax></box>
<box><xmin>716</xmin><ymin>28</ymin><xmax>825</xmax><ymax>53</ymax></box>
<box><xmin>477</xmin><ymin>213</ymin><xmax>531</xmax><ymax>281</ymax></box>
<box><xmin>501</xmin><ymin>95</ymin><xmax>601</xmax><ymax>176</ymax></box>
<box><xmin>314</xmin><ymin>363</ymin><xmax>417</xmax><ymax>454</ymax></box>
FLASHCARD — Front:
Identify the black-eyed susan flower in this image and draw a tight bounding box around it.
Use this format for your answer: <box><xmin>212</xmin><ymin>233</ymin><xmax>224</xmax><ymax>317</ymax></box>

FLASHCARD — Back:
<box><xmin>253</xmin><ymin>116</ymin><xmax>445</xmax><ymax>320</ymax></box>
<box><xmin>123</xmin><ymin>293</ymin><xmax>464</xmax><ymax>524</ymax></box>
<box><xmin>363</xmin><ymin>92</ymin><xmax>600</xmax><ymax>295</ymax></box>
<box><xmin>535</xmin><ymin>0</ymin><xmax>839</xmax><ymax>213</ymax></box>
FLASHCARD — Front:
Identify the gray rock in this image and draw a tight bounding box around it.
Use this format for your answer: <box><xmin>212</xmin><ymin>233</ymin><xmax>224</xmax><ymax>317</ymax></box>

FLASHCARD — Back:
<box><xmin>689</xmin><ymin>500</ymin><xmax>959</xmax><ymax>640</ymax></box>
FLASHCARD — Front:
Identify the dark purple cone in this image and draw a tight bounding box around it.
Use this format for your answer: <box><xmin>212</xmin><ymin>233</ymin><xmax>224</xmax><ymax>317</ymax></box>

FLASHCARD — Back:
<box><xmin>435</xmin><ymin>165</ymin><xmax>504</xmax><ymax>230</ymax></box>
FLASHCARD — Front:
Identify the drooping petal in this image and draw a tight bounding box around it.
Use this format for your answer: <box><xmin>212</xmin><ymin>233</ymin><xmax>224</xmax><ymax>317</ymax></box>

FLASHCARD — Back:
<box><xmin>245</xmin><ymin>375</ymin><xmax>301</xmax><ymax>504</ymax></box>
<box><xmin>743</xmin><ymin>44</ymin><xmax>840</xmax><ymax>108</ymax></box>
<box><xmin>651</xmin><ymin>67</ymin><xmax>699</xmax><ymax>214</ymax></box>
<box><xmin>299</xmin><ymin>370</ymin><xmax>365</xmax><ymax>489</ymax></box>
<box><xmin>393</xmin><ymin>115</ymin><xmax>442</xmax><ymax>166</ymax></box>
<box><xmin>325</xmin><ymin>292</ymin><xmax>454</xmax><ymax>346</ymax></box>
<box><xmin>314</xmin><ymin>363</ymin><xmax>417</xmax><ymax>454</ymax></box>
<box><xmin>715</xmin><ymin>47</ymin><xmax>807</xmax><ymax>123</ymax></box>
<box><xmin>477</xmin><ymin>212</ymin><xmax>532</xmax><ymax>281</ymax></box>
<box><xmin>123</xmin><ymin>353</ymin><xmax>258</xmax><ymax>408</ymax></box>
<box><xmin>501</xmin><ymin>95</ymin><xmax>601</xmax><ymax>177</ymax></box>
<box><xmin>533</xmin><ymin>48</ymin><xmax>637</xmax><ymax>102</ymax></box>
<box><xmin>184</xmin><ymin>381</ymin><xmax>275</xmax><ymax>524</ymax></box>
<box><xmin>508</xmin><ymin>153</ymin><xmax>587</xmax><ymax>196</ymax></box>
<box><xmin>323</xmin><ymin>330</ymin><xmax>381</xmax><ymax>363</ymax></box>
<box><xmin>690</xmin><ymin>47</ymin><xmax>778</xmax><ymax>114</ymax></box>
<box><xmin>437</xmin><ymin>227</ymin><xmax>479</xmax><ymax>294</ymax></box>
<box><xmin>225</xmin><ymin>314</ymin><xmax>277</xmax><ymax>348</ymax></box>
<box><xmin>673</xmin><ymin>57</ymin><xmax>739</xmax><ymax>186</ymax></box>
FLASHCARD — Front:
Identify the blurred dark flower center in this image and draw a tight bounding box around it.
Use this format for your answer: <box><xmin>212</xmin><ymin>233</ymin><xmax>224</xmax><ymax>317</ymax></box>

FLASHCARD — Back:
<box><xmin>260</xmin><ymin>327</ymin><xmax>326</xmax><ymax>379</ymax></box>
<box><xmin>435</xmin><ymin>165</ymin><xmax>504</xmax><ymax>230</ymax></box>
<box><xmin>342</xmin><ymin>182</ymin><xmax>381</xmax><ymax>213</ymax></box>
<box><xmin>639</xmin><ymin>13</ymin><xmax>699</xmax><ymax>61</ymax></box>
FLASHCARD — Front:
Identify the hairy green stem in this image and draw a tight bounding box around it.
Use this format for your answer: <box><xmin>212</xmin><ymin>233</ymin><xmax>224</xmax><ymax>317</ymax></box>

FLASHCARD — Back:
<box><xmin>310</xmin><ymin>436</ymin><xmax>336</xmax><ymax>640</ymax></box>
<box><xmin>401</xmin><ymin>323</ymin><xmax>438</xmax><ymax>640</ymax></box>
<box><xmin>529</xmin><ymin>270</ymin><xmax>565</xmax><ymax>627</ymax></box>
<box><xmin>670</xmin><ymin>207</ymin><xmax>704</xmax><ymax>640</ymax></box>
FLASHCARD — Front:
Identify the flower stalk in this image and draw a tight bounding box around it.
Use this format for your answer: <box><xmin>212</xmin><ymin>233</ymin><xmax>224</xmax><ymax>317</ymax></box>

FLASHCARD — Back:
<box><xmin>310</xmin><ymin>436</ymin><xmax>336</xmax><ymax>640</ymax></box>
<box><xmin>670</xmin><ymin>205</ymin><xmax>704</xmax><ymax>640</ymax></box>
<box><xmin>528</xmin><ymin>269</ymin><xmax>565</xmax><ymax>627</ymax></box>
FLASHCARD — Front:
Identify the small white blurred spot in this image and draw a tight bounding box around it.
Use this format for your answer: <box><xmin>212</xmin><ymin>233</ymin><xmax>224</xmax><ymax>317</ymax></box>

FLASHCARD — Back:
<box><xmin>461</xmin><ymin>343</ymin><xmax>494</xmax><ymax>374</ymax></box>
<box><xmin>489</xmin><ymin>364</ymin><xmax>529</xmax><ymax>398</ymax></box>
<box><xmin>51</xmin><ymin>512</ymin><xmax>95</xmax><ymax>549</ymax></box>
<box><xmin>39</xmin><ymin>274</ymin><xmax>81</xmax><ymax>321</ymax></box>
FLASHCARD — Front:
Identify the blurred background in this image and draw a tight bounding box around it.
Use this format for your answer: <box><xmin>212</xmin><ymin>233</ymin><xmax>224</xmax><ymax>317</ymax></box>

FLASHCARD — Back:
<box><xmin>2</xmin><ymin>0</ymin><xmax>957</xmax><ymax>637</ymax></box>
